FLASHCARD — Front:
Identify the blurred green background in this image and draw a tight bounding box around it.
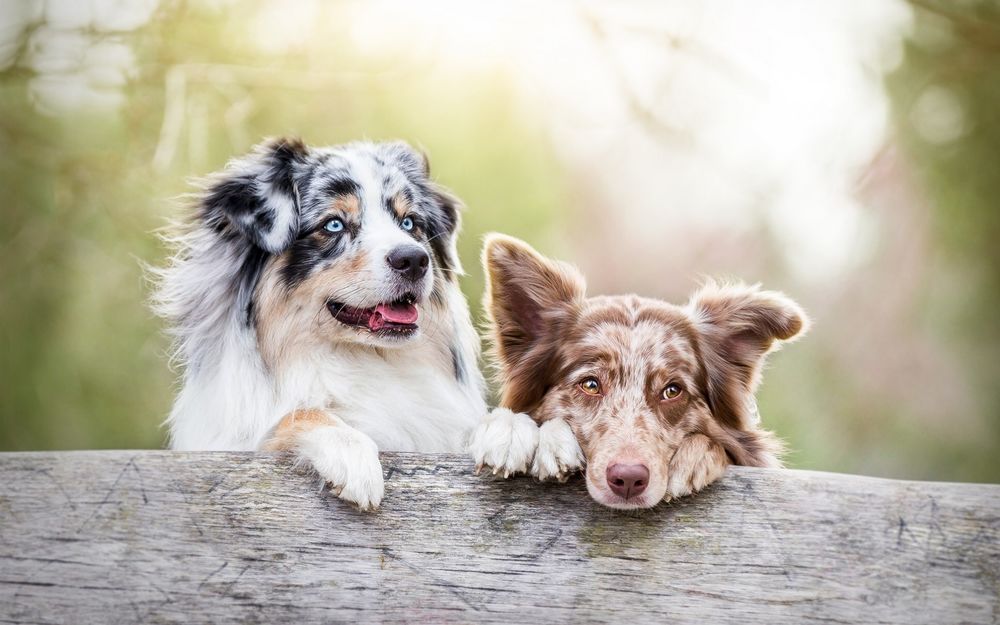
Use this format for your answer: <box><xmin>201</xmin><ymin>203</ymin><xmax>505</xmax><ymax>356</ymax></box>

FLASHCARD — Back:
<box><xmin>1</xmin><ymin>0</ymin><xmax>997</xmax><ymax>483</ymax></box>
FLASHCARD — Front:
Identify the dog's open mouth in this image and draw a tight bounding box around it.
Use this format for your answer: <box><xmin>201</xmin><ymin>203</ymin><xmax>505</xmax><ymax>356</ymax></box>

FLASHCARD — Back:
<box><xmin>326</xmin><ymin>294</ymin><xmax>419</xmax><ymax>335</ymax></box>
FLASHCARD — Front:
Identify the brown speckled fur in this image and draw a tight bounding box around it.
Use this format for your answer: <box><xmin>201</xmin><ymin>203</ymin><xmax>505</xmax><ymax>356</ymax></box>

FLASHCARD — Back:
<box><xmin>482</xmin><ymin>234</ymin><xmax>809</xmax><ymax>507</ymax></box>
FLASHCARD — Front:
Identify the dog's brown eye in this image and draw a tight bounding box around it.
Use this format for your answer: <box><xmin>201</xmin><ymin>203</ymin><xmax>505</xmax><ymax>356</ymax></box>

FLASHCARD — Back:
<box><xmin>662</xmin><ymin>383</ymin><xmax>683</xmax><ymax>400</ymax></box>
<box><xmin>579</xmin><ymin>377</ymin><xmax>602</xmax><ymax>396</ymax></box>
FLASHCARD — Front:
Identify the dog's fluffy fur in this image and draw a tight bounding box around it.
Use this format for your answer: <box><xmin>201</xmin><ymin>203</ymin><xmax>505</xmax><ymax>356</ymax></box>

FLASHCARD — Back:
<box><xmin>468</xmin><ymin>235</ymin><xmax>807</xmax><ymax>509</ymax></box>
<box><xmin>154</xmin><ymin>137</ymin><xmax>486</xmax><ymax>510</ymax></box>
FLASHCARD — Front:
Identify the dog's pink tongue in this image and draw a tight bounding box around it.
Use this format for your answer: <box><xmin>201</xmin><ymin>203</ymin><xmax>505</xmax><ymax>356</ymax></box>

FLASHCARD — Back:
<box><xmin>368</xmin><ymin>303</ymin><xmax>418</xmax><ymax>330</ymax></box>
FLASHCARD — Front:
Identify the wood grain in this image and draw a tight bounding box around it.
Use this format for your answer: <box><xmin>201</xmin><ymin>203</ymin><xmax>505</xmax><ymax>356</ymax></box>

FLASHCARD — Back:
<box><xmin>0</xmin><ymin>451</ymin><xmax>997</xmax><ymax>624</ymax></box>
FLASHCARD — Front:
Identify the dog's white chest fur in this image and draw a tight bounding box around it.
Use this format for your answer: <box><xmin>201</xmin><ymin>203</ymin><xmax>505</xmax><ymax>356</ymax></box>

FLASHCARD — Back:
<box><xmin>167</xmin><ymin>322</ymin><xmax>485</xmax><ymax>453</ymax></box>
<box><xmin>283</xmin><ymin>348</ymin><xmax>485</xmax><ymax>452</ymax></box>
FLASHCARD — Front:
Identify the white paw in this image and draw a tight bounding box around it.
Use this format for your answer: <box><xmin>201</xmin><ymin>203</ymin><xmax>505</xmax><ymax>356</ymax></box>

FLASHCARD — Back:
<box><xmin>531</xmin><ymin>418</ymin><xmax>584</xmax><ymax>481</ymax></box>
<box><xmin>467</xmin><ymin>407</ymin><xmax>539</xmax><ymax>478</ymax></box>
<box><xmin>298</xmin><ymin>425</ymin><xmax>385</xmax><ymax>511</ymax></box>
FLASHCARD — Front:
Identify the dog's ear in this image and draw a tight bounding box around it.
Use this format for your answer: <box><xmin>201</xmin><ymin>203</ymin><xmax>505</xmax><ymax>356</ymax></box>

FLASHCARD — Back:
<box><xmin>483</xmin><ymin>234</ymin><xmax>585</xmax><ymax>413</ymax></box>
<box><xmin>420</xmin><ymin>148</ymin><xmax>463</xmax><ymax>279</ymax></box>
<box><xmin>688</xmin><ymin>281</ymin><xmax>808</xmax><ymax>436</ymax></box>
<box><xmin>201</xmin><ymin>137</ymin><xmax>308</xmax><ymax>253</ymax></box>
<box><xmin>425</xmin><ymin>183</ymin><xmax>462</xmax><ymax>277</ymax></box>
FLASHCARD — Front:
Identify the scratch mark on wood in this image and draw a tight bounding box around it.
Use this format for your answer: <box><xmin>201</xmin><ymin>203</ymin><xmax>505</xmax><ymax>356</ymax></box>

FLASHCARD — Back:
<box><xmin>511</xmin><ymin>529</ymin><xmax>563</xmax><ymax>561</ymax></box>
<box><xmin>128</xmin><ymin>456</ymin><xmax>149</xmax><ymax>505</ymax></box>
<box><xmin>383</xmin><ymin>464</ymin><xmax>452</xmax><ymax>482</ymax></box>
<box><xmin>380</xmin><ymin>548</ymin><xmax>483</xmax><ymax>612</ymax></box>
<box><xmin>197</xmin><ymin>562</ymin><xmax>229</xmax><ymax>591</ymax></box>
<box><xmin>75</xmin><ymin>458</ymin><xmax>147</xmax><ymax>533</ymax></box>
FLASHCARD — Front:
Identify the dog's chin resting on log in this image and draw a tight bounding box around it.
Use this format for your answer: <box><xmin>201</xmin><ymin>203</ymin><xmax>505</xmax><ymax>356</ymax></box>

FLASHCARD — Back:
<box><xmin>153</xmin><ymin>137</ymin><xmax>487</xmax><ymax>511</ymax></box>
<box><xmin>468</xmin><ymin>234</ymin><xmax>809</xmax><ymax>510</ymax></box>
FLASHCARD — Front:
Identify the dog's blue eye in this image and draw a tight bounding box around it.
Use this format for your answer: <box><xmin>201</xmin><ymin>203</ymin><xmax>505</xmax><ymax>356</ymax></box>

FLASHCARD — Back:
<box><xmin>401</xmin><ymin>217</ymin><xmax>415</xmax><ymax>232</ymax></box>
<box><xmin>324</xmin><ymin>218</ymin><xmax>345</xmax><ymax>233</ymax></box>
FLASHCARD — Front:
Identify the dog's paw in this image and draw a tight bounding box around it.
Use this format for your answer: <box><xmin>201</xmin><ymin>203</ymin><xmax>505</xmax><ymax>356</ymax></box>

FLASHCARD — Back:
<box><xmin>468</xmin><ymin>407</ymin><xmax>539</xmax><ymax>478</ymax></box>
<box><xmin>299</xmin><ymin>425</ymin><xmax>385</xmax><ymax>511</ymax></box>
<box><xmin>531</xmin><ymin>418</ymin><xmax>584</xmax><ymax>481</ymax></box>
<box><xmin>667</xmin><ymin>433</ymin><xmax>729</xmax><ymax>499</ymax></box>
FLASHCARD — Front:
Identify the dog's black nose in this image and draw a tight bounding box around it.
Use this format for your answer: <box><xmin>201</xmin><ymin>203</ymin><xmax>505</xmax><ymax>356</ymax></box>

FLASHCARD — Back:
<box><xmin>386</xmin><ymin>245</ymin><xmax>429</xmax><ymax>281</ymax></box>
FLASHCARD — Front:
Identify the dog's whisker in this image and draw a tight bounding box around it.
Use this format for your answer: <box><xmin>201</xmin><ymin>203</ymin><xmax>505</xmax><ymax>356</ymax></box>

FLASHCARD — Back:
<box><xmin>423</xmin><ymin>229</ymin><xmax>450</xmax><ymax>245</ymax></box>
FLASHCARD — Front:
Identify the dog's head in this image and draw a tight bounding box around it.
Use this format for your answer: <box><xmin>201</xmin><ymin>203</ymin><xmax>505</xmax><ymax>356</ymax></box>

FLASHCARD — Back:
<box><xmin>483</xmin><ymin>235</ymin><xmax>808</xmax><ymax>509</ymax></box>
<box><xmin>199</xmin><ymin>137</ymin><xmax>462</xmax><ymax>356</ymax></box>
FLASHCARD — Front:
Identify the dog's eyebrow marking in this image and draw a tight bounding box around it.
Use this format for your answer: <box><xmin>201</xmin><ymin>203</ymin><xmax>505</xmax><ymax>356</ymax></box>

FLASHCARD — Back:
<box><xmin>662</xmin><ymin>348</ymin><xmax>699</xmax><ymax>377</ymax></box>
<box><xmin>646</xmin><ymin>361</ymin><xmax>697</xmax><ymax>389</ymax></box>
<box><xmin>564</xmin><ymin>365</ymin><xmax>602</xmax><ymax>385</ymax></box>
<box><xmin>322</xmin><ymin>177</ymin><xmax>360</xmax><ymax>199</ymax></box>
<box><xmin>331</xmin><ymin>193</ymin><xmax>361</xmax><ymax>219</ymax></box>
<box><xmin>385</xmin><ymin>193</ymin><xmax>414</xmax><ymax>219</ymax></box>
<box><xmin>378</xmin><ymin>170</ymin><xmax>415</xmax><ymax>219</ymax></box>
<box><xmin>566</xmin><ymin>348</ymin><xmax>618</xmax><ymax>371</ymax></box>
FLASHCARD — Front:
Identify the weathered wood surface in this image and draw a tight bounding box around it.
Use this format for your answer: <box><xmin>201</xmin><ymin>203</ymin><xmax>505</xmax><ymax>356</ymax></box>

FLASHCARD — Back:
<box><xmin>0</xmin><ymin>452</ymin><xmax>997</xmax><ymax>624</ymax></box>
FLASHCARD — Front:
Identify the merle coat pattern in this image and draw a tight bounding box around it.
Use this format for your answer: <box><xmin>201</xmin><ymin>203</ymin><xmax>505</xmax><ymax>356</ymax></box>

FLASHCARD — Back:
<box><xmin>468</xmin><ymin>235</ymin><xmax>808</xmax><ymax>510</ymax></box>
<box><xmin>154</xmin><ymin>137</ymin><xmax>485</xmax><ymax>510</ymax></box>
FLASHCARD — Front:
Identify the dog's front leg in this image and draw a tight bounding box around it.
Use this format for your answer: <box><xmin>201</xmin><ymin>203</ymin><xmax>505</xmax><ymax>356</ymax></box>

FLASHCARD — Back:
<box><xmin>666</xmin><ymin>433</ymin><xmax>729</xmax><ymax>499</ymax></box>
<box><xmin>467</xmin><ymin>407</ymin><xmax>539</xmax><ymax>478</ymax></box>
<box><xmin>264</xmin><ymin>409</ymin><xmax>384</xmax><ymax>511</ymax></box>
<box><xmin>530</xmin><ymin>418</ymin><xmax>585</xmax><ymax>482</ymax></box>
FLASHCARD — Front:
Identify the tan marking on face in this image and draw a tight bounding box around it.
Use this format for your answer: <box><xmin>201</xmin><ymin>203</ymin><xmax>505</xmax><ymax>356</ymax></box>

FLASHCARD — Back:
<box><xmin>255</xmin><ymin>246</ymin><xmax>375</xmax><ymax>366</ymax></box>
<box><xmin>390</xmin><ymin>194</ymin><xmax>411</xmax><ymax>219</ymax></box>
<box><xmin>343</xmin><ymin>249</ymin><xmax>368</xmax><ymax>274</ymax></box>
<box><xmin>263</xmin><ymin>409</ymin><xmax>337</xmax><ymax>451</ymax></box>
<box><xmin>332</xmin><ymin>193</ymin><xmax>361</xmax><ymax>218</ymax></box>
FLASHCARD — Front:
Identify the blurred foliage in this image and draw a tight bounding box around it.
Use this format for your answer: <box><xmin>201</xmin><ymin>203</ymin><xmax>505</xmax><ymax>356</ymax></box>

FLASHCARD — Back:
<box><xmin>0</xmin><ymin>4</ymin><xmax>566</xmax><ymax>450</ymax></box>
<box><xmin>883</xmin><ymin>0</ymin><xmax>1000</xmax><ymax>479</ymax></box>
<box><xmin>754</xmin><ymin>1</ymin><xmax>1000</xmax><ymax>483</ymax></box>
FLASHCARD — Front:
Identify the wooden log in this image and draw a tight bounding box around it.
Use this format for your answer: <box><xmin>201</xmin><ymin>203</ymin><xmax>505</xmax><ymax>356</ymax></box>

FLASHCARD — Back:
<box><xmin>0</xmin><ymin>451</ymin><xmax>997</xmax><ymax>624</ymax></box>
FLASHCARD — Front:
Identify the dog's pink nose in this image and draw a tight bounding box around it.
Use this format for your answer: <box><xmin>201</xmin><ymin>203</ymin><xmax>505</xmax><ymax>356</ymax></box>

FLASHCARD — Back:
<box><xmin>606</xmin><ymin>463</ymin><xmax>649</xmax><ymax>500</ymax></box>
